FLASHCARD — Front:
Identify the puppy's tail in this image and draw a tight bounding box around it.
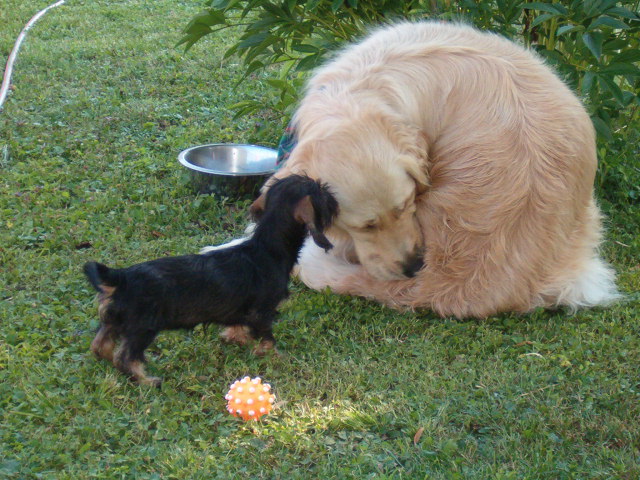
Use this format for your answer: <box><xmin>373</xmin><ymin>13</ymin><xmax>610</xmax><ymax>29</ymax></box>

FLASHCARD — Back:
<box><xmin>83</xmin><ymin>261</ymin><xmax>122</xmax><ymax>293</ymax></box>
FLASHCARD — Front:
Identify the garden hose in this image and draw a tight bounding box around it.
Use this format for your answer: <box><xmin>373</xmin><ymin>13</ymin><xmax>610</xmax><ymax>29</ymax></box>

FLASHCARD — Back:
<box><xmin>0</xmin><ymin>0</ymin><xmax>66</xmax><ymax>111</ymax></box>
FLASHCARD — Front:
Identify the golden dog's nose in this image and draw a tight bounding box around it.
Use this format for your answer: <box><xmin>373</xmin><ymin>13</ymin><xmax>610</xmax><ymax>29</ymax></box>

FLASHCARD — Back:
<box><xmin>402</xmin><ymin>253</ymin><xmax>424</xmax><ymax>278</ymax></box>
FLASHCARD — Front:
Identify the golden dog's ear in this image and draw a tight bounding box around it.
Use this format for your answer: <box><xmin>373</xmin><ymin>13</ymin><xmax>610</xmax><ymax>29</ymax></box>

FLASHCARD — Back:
<box><xmin>394</xmin><ymin>122</ymin><xmax>430</xmax><ymax>195</ymax></box>
<box><xmin>400</xmin><ymin>154</ymin><xmax>429</xmax><ymax>195</ymax></box>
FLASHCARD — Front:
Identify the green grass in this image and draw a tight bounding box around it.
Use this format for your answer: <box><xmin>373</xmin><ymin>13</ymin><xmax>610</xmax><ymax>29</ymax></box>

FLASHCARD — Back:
<box><xmin>1</xmin><ymin>1</ymin><xmax>639</xmax><ymax>478</ymax></box>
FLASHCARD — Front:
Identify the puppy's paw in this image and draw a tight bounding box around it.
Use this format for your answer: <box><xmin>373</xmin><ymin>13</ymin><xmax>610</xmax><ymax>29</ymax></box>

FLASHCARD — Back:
<box><xmin>126</xmin><ymin>360</ymin><xmax>162</xmax><ymax>388</ymax></box>
<box><xmin>220</xmin><ymin>325</ymin><xmax>251</xmax><ymax>345</ymax></box>
<box><xmin>139</xmin><ymin>376</ymin><xmax>162</xmax><ymax>388</ymax></box>
<box><xmin>253</xmin><ymin>339</ymin><xmax>278</xmax><ymax>357</ymax></box>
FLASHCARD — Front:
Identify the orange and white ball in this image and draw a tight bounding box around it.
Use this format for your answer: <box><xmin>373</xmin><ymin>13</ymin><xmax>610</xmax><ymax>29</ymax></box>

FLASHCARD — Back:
<box><xmin>225</xmin><ymin>376</ymin><xmax>275</xmax><ymax>421</ymax></box>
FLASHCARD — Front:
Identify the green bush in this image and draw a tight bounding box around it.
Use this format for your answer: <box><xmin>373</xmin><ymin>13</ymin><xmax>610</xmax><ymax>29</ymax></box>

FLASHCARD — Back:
<box><xmin>181</xmin><ymin>0</ymin><xmax>640</xmax><ymax>203</ymax></box>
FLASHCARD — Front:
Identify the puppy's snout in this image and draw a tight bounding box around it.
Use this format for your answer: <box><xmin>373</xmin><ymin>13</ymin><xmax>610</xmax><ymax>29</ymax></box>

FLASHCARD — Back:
<box><xmin>401</xmin><ymin>252</ymin><xmax>424</xmax><ymax>278</ymax></box>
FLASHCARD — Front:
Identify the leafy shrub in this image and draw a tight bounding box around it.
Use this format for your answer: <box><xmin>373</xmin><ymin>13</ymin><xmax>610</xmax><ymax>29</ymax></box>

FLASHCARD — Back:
<box><xmin>181</xmin><ymin>0</ymin><xmax>640</xmax><ymax>202</ymax></box>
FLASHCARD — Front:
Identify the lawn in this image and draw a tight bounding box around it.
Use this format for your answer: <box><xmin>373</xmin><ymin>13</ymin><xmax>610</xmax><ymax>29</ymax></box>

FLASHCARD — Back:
<box><xmin>1</xmin><ymin>1</ymin><xmax>639</xmax><ymax>478</ymax></box>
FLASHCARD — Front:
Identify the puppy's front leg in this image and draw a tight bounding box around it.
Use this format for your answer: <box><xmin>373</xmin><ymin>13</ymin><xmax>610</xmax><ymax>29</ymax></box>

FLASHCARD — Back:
<box><xmin>248</xmin><ymin>311</ymin><xmax>278</xmax><ymax>356</ymax></box>
<box><xmin>114</xmin><ymin>334</ymin><xmax>162</xmax><ymax>387</ymax></box>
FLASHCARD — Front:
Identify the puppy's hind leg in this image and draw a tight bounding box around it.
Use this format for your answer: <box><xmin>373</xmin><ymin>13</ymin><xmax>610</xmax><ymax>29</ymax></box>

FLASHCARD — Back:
<box><xmin>91</xmin><ymin>324</ymin><xmax>117</xmax><ymax>362</ymax></box>
<box><xmin>114</xmin><ymin>332</ymin><xmax>162</xmax><ymax>387</ymax></box>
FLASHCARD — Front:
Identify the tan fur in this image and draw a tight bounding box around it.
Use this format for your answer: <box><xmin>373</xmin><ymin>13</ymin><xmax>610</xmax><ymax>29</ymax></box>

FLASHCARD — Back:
<box><xmin>269</xmin><ymin>21</ymin><xmax>619</xmax><ymax>318</ymax></box>
<box><xmin>220</xmin><ymin>326</ymin><xmax>278</xmax><ymax>355</ymax></box>
<box><xmin>127</xmin><ymin>360</ymin><xmax>162</xmax><ymax>387</ymax></box>
<box><xmin>219</xmin><ymin>325</ymin><xmax>252</xmax><ymax>345</ymax></box>
<box><xmin>91</xmin><ymin>325</ymin><xmax>116</xmax><ymax>362</ymax></box>
<box><xmin>253</xmin><ymin>339</ymin><xmax>277</xmax><ymax>356</ymax></box>
<box><xmin>110</xmin><ymin>341</ymin><xmax>162</xmax><ymax>387</ymax></box>
<box><xmin>96</xmin><ymin>285</ymin><xmax>115</xmax><ymax>322</ymax></box>
<box><xmin>92</xmin><ymin>288</ymin><xmax>117</xmax><ymax>360</ymax></box>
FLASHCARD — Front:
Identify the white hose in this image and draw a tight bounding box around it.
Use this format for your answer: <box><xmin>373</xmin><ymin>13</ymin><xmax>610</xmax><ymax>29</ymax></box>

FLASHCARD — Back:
<box><xmin>0</xmin><ymin>0</ymin><xmax>66</xmax><ymax>111</ymax></box>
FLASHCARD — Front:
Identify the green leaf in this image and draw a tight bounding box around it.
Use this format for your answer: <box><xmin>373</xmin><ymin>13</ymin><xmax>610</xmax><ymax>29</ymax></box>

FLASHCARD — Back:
<box><xmin>605</xmin><ymin>6</ymin><xmax>640</xmax><ymax>20</ymax></box>
<box><xmin>219</xmin><ymin>0</ymin><xmax>244</xmax><ymax>10</ymax></box>
<box><xmin>590</xmin><ymin>115</ymin><xmax>613</xmax><ymax>142</ymax></box>
<box><xmin>184</xmin><ymin>9</ymin><xmax>226</xmax><ymax>32</ymax></box>
<box><xmin>183</xmin><ymin>23</ymin><xmax>213</xmax><ymax>37</ymax></box>
<box><xmin>535</xmin><ymin>47</ymin><xmax>565</xmax><ymax>66</ymax></box>
<box><xmin>307</xmin><ymin>0</ymin><xmax>322</xmax><ymax>12</ymax></box>
<box><xmin>583</xmin><ymin>0</ymin><xmax>618</xmax><ymax>17</ymax></box>
<box><xmin>612</xmin><ymin>49</ymin><xmax>640</xmax><ymax>64</ymax></box>
<box><xmin>582</xmin><ymin>32</ymin><xmax>603</xmax><ymax>60</ymax></box>
<box><xmin>261</xmin><ymin>3</ymin><xmax>288</xmax><ymax>18</ymax></box>
<box><xmin>176</xmin><ymin>35</ymin><xmax>199</xmax><ymax>50</ymax></box>
<box><xmin>441</xmin><ymin>439</ymin><xmax>459</xmax><ymax>455</ymax></box>
<box><xmin>522</xmin><ymin>2</ymin><xmax>566</xmax><ymax>14</ymax></box>
<box><xmin>597</xmin><ymin>75</ymin><xmax>625</xmax><ymax>105</ymax></box>
<box><xmin>588</xmin><ymin>16</ymin><xmax>631</xmax><ymax>31</ymax></box>
<box><xmin>296</xmin><ymin>53</ymin><xmax>324</xmax><ymax>71</ymax></box>
<box><xmin>556</xmin><ymin>24</ymin><xmax>583</xmax><ymax>36</ymax></box>
<box><xmin>601</xmin><ymin>38</ymin><xmax>631</xmax><ymax>53</ymax></box>
<box><xmin>222</xmin><ymin>43</ymin><xmax>239</xmax><ymax>60</ymax></box>
<box><xmin>291</xmin><ymin>43</ymin><xmax>320</xmax><ymax>53</ymax></box>
<box><xmin>244</xmin><ymin>59</ymin><xmax>266</xmax><ymax>76</ymax></box>
<box><xmin>229</xmin><ymin>100</ymin><xmax>260</xmax><ymax>110</ymax></box>
<box><xmin>265</xmin><ymin>78</ymin><xmax>293</xmax><ymax>91</ymax></box>
<box><xmin>78</xmin><ymin>442</ymin><xmax>92</xmax><ymax>455</ymax></box>
<box><xmin>331</xmin><ymin>0</ymin><xmax>344</xmax><ymax>12</ymax></box>
<box><xmin>581</xmin><ymin>71</ymin><xmax>595</xmax><ymax>96</ymax></box>
<box><xmin>531</xmin><ymin>13</ymin><xmax>556</xmax><ymax>28</ymax></box>
<box><xmin>244</xmin><ymin>39</ymin><xmax>279</xmax><ymax>65</ymax></box>
<box><xmin>346</xmin><ymin>0</ymin><xmax>358</xmax><ymax>7</ymax></box>
<box><xmin>238</xmin><ymin>32</ymin><xmax>270</xmax><ymax>48</ymax></box>
<box><xmin>599</xmin><ymin>63</ymin><xmax>640</xmax><ymax>76</ymax></box>
<box><xmin>250</xmin><ymin>15</ymin><xmax>280</xmax><ymax>31</ymax></box>
<box><xmin>210</xmin><ymin>0</ymin><xmax>230</xmax><ymax>8</ymax></box>
<box><xmin>230</xmin><ymin>100</ymin><xmax>264</xmax><ymax>120</ymax></box>
<box><xmin>0</xmin><ymin>460</ymin><xmax>21</xmax><ymax>475</ymax></box>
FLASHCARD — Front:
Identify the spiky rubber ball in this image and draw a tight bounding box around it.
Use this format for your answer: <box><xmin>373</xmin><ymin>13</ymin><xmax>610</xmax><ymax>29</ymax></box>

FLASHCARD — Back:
<box><xmin>225</xmin><ymin>376</ymin><xmax>275</xmax><ymax>421</ymax></box>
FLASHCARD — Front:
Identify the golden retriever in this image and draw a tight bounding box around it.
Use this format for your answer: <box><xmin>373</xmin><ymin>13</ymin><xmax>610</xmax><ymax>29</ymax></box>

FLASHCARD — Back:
<box><xmin>256</xmin><ymin>21</ymin><xmax>620</xmax><ymax>318</ymax></box>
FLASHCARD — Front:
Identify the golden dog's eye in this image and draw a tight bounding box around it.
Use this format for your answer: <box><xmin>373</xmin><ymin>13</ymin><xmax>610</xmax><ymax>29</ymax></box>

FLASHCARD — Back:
<box><xmin>358</xmin><ymin>222</ymin><xmax>377</xmax><ymax>231</ymax></box>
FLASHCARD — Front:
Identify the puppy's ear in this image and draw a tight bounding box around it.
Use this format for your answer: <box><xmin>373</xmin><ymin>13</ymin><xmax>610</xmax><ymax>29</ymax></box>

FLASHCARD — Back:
<box><xmin>293</xmin><ymin>195</ymin><xmax>335</xmax><ymax>252</ymax></box>
<box><xmin>311</xmin><ymin>181</ymin><xmax>339</xmax><ymax>230</ymax></box>
<box><xmin>249</xmin><ymin>193</ymin><xmax>266</xmax><ymax>221</ymax></box>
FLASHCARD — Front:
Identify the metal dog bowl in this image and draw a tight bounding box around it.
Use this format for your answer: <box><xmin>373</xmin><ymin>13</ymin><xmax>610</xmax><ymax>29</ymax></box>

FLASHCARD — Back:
<box><xmin>178</xmin><ymin>143</ymin><xmax>278</xmax><ymax>197</ymax></box>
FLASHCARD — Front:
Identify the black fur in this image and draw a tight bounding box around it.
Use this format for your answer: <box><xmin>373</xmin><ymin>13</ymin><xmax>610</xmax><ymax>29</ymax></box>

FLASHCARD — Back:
<box><xmin>84</xmin><ymin>175</ymin><xmax>338</xmax><ymax>386</ymax></box>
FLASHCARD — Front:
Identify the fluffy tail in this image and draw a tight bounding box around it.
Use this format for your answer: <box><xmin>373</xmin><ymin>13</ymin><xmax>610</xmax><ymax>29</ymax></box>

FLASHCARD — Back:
<box><xmin>549</xmin><ymin>256</ymin><xmax>621</xmax><ymax>312</ymax></box>
<box><xmin>83</xmin><ymin>261</ymin><xmax>121</xmax><ymax>293</ymax></box>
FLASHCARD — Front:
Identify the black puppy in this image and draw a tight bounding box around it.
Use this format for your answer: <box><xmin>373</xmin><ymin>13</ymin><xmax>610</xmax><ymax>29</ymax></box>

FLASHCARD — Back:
<box><xmin>84</xmin><ymin>175</ymin><xmax>338</xmax><ymax>386</ymax></box>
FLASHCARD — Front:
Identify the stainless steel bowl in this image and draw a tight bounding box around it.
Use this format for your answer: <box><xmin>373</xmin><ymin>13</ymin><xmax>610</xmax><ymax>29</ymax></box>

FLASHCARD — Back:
<box><xmin>178</xmin><ymin>143</ymin><xmax>278</xmax><ymax>197</ymax></box>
